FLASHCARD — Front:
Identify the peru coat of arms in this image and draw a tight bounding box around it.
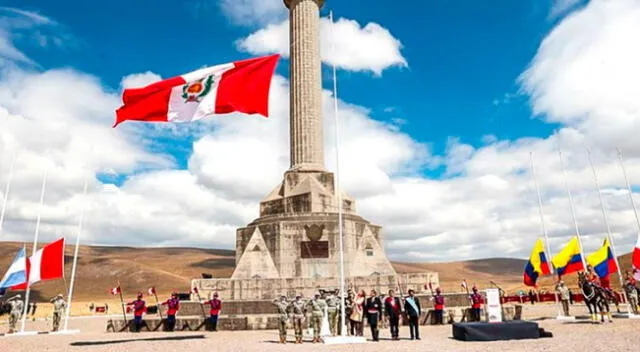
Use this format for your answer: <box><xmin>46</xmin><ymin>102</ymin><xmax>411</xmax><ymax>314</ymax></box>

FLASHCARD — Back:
<box><xmin>182</xmin><ymin>75</ymin><xmax>215</xmax><ymax>103</ymax></box>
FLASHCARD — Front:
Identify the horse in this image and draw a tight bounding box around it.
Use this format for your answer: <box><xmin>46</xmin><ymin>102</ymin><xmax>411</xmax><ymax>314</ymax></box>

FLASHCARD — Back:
<box><xmin>577</xmin><ymin>272</ymin><xmax>612</xmax><ymax>323</ymax></box>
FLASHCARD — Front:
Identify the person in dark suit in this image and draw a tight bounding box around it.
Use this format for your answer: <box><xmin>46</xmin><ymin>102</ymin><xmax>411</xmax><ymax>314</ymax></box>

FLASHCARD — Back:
<box><xmin>404</xmin><ymin>289</ymin><xmax>421</xmax><ymax>340</ymax></box>
<box><xmin>384</xmin><ymin>289</ymin><xmax>402</xmax><ymax>340</ymax></box>
<box><xmin>365</xmin><ymin>289</ymin><xmax>383</xmax><ymax>342</ymax></box>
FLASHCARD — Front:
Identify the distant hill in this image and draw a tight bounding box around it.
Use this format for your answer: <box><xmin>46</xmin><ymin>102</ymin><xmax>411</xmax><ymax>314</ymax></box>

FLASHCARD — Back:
<box><xmin>0</xmin><ymin>242</ymin><xmax>633</xmax><ymax>301</ymax></box>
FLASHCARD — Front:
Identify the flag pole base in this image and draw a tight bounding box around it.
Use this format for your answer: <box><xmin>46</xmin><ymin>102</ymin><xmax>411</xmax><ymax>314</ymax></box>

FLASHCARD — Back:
<box><xmin>628</xmin><ymin>314</ymin><xmax>640</xmax><ymax>319</ymax></box>
<box><xmin>612</xmin><ymin>312</ymin><xmax>640</xmax><ymax>319</ymax></box>
<box><xmin>555</xmin><ymin>315</ymin><xmax>576</xmax><ymax>321</ymax></box>
<box><xmin>323</xmin><ymin>335</ymin><xmax>367</xmax><ymax>345</ymax></box>
<box><xmin>50</xmin><ymin>329</ymin><xmax>80</xmax><ymax>335</ymax></box>
<box><xmin>6</xmin><ymin>331</ymin><xmax>39</xmax><ymax>337</ymax></box>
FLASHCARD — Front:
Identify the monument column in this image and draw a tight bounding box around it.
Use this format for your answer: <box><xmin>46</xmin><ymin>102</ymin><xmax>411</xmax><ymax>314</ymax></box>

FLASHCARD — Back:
<box><xmin>284</xmin><ymin>0</ymin><xmax>325</xmax><ymax>172</ymax></box>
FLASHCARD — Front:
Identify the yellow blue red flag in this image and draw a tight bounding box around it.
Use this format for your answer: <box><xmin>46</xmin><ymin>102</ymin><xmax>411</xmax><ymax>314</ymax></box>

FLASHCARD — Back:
<box><xmin>552</xmin><ymin>236</ymin><xmax>584</xmax><ymax>277</ymax></box>
<box><xmin>587</xmin><ymin>239</ymin><xmax>617</xmax><ymax>279</ymax></box>
<box><xmin>523</xmin><ymin>238</ymin><xmax>551</xmax><ymax>287</ymax></box>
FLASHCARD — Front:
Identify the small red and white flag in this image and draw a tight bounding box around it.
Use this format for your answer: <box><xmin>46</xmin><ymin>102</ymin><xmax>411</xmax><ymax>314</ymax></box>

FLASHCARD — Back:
<box><xmin>113</xmin><ymin>54</ymin><xmax>280</xmax><ymax>127</ymax></box>
<box><xmin>633</xmin><ymin>235</ymin><xmax>640</xmax><ymax>269</ymax></box>
<box><xmin>110</xmin><ymin>286</ymin><xmax>121</xmax><ymax>295</ymax></box>
<box><xmin>148</xmin><ymin>287</ymin><xmax>156</xmax><ymax>296</ymax></box>
<box><xmin>461</xmin><ymin>280</ymin><xmax>468</xmax><ymax>289</ymax></box>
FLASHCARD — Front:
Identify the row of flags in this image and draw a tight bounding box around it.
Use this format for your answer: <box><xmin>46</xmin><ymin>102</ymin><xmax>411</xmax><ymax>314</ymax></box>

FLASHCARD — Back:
<box><xmin>524</xmin><ymin>237</ymin><xmax>618</xmax><ymax>286</ymax></box>
<box><xmin>0</xmin><ymin>238</ymin><xmax>65</xmax><ymax>291</ymax></box>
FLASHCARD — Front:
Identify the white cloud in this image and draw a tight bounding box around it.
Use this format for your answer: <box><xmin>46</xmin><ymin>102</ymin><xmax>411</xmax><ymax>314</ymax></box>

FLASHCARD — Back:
<box><xmin>237</xmin><ymin>17</ymin><xmax>407</xmax><ymax>75</ymax></box>
<box><xmin>120</xmin><ymin>71</ymin><xmax>162</xmax><ymax>89</ymax></box>
<box><xmin>218</xmin><ymin>0</ymin><xmax>287</xmax><ymax>27</ymax></box>
<box><xmin>549</xmin><ymin>0</ymin><xmax>586</xmax><ymax>20</ymax></box>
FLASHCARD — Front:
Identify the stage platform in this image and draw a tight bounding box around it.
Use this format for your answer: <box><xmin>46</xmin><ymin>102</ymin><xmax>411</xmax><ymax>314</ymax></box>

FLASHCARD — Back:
<box><xmin>452</xmin><ymin>321</ymin><xmax>552</xmax><ymax>342</ymax></box>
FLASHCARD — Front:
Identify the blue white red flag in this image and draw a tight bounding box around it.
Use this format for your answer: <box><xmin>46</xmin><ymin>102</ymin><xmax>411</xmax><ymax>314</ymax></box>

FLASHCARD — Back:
<box><xmin>0</xmin><ymin>247</ymin><xmax>27</xmax><ymax>289</ymax></box>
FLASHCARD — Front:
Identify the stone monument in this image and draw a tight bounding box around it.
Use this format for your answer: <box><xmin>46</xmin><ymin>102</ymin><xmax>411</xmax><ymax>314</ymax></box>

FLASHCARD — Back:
<box><xmin>192</xmin><ymin>0</ymin><xmax>437</xmax><ymax>300</ymax></box>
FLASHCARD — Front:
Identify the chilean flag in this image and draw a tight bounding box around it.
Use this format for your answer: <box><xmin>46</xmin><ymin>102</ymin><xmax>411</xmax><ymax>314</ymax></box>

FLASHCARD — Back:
<box><xmin>11</xmin><ymin>238</ymin><xmax>65</xmax><ymax>290</ymax></box>
<box><xmin>113</xmin><ymin>54</ymin><xmax>280</xmax><ymax>127</ymax></box>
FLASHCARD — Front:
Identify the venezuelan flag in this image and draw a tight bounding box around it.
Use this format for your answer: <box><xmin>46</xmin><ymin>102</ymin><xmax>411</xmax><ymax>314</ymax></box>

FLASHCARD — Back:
<box><xmin>587</xmin><ymin>239</ymin><xmax>618</xmax><ymax>279</ymax></box>
<box><xmin>552</xmin><ymin>236</ymin><xmax>584</xmax><ymax>277</ymax></box>
<box><xmin>523</xmin><ymin>239</ymin><xmax>551</xmax><ymax>287</ymax></box>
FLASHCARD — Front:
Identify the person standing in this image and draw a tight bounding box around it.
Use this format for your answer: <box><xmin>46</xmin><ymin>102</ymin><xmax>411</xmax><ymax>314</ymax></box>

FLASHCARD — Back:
<box><xmin>49</xmin><ymin>294</ymin><xmax>66</xmax><ymax>332</ymax></box>
<box><xmin>308</xmin><ymin>293</ymin><xmax>325</xmax><ymax>343</ymax></box>
<box><xmin>384</xmin><ymin>289</ymin><xmax>402</xmax><ymax>340</ymax></box>
<box><xmin>364</xmin><ymin>289</ymin><xmax>382</xmax><ymax>342</ymax></box>
<box><xmin>344</xmin><ymin>290</ymin><xmax>354</xmax><ymax>335</ymax></box>
<box><xmin>625</xmin><ymin>271</ymin><xmax>639</xmax><ymax>314</ymax></box>
<box><xmin>273</xmin><ymin>295</ymin><xmax>290</xmax><ymax>344</ymax></box>
<box><xmin>350</xmin><ymin>290</ymin><xmax>365</xmax><ymax>336</ymax></box>
<box><xmin>432</xmin><ymin>288</ymin><xmax>445</xmax><ymax>325</ymax></box>
<box><xmin>325</xmin><ymin>290</ymin><xmax>339</xmax><ymax>336</ymax></box>
<box><xmin>203</xmin><ymin>292</ymin><xmax>222</xmax><ymax>331</ymax></box>
<box><xmin>126</xmin><ymin>292</ymin><xmax>147</xmax><ymax>332</ymax></box>
<box><xmin>289</xmin><ymin>295</ymin><xmax>306</xmax><ymax>344</ymax></box>
<box><xmin>555</xmin><ymin>281</ymin><xmax>571</xmax><ymax>317</ymax></box>
<box><xmin>7</xmin><ymin>294</ymin><xmax>23</xmax><ymax>334</ymax></box>
<box><xmin>469</xmin><ymin>286</ymin><xmax>483</xmax><ymax>322</ymax></box>
<box><xmin>161</xmin><ymin>292</ymin><xmax>180</xmax><ymax>331</ymax></box>
<box><xmin>404</xmin><ymin>289</ymin><xmax>421</xmax><ymax>340</ymax></box>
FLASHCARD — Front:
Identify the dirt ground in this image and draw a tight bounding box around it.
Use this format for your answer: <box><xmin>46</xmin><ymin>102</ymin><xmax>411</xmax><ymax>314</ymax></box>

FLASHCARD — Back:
<box><xmin>0</xmin><ymin>303</ymin><xmax>637</xmax><ymax>351</ymax></box>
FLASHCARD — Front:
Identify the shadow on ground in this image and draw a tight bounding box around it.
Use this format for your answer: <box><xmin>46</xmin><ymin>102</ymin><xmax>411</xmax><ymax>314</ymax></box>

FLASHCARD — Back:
<box><xmin>69</xmin><ymin>335</ymin><xmax>206</xmax><ymax>346</ymax></box>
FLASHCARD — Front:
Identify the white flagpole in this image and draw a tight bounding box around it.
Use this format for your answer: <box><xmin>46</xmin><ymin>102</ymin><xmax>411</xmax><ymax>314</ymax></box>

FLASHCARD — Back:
<box><xmin>617</xmin><ymin>148</ymin><xmax>640</xmax><ymax>242</ymax></box>
<box><xmin>62</xmin><ymin>177</ymin><xmax>88</xmax><ymax>331</ymax></box>
<box><xmin>587</xmin><ymin>149</ymin><xmax>631</xmax><ymax>315</ymax></box>
<box><xmin>0</xmin><ymin>150</ymin><xmax>16</xmax><ymax>236</ymax></box>
<box><xmin>329</xmin><ymin>10</ymin><xmax>347</xmax><ymax>338</ymax></box>
<box><xmin>558</xmin><ymin>151</ymin><xmax>588</xmax><ymax>270</ymax></box>
<box><xmin>20</xmin><ymin>166</ymin><xmax>48</xmax><ymax>333</ymax></box>
<box><xmin>529</xmin><ymin>152</ymin><xmax>555</xmax><ymax>274</ymax></box>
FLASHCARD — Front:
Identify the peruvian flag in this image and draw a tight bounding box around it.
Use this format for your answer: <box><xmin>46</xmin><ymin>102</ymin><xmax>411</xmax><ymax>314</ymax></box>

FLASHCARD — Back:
<box><xmin>110</xmin><ymin>286</ymin><xmax>121</xmax><ymax>295</ymax></box>
<box><xmin>113</xmin><ymin>54</ymin><xmax>280</xmax><ymax>127</ymax></box>
<box><xmin>148</xmin><ymin>287</ymin><xmax>156</xmax><ymax>296</ymax></box>
<box><xmin>633</xmin><ymin>235</ymin><xmax>640</xmax><ymax>269</ymax></box>
<box><xmin>12</xmin><ymin>238</ymin><xmax>65</xmax><ymax>289</ymax></box>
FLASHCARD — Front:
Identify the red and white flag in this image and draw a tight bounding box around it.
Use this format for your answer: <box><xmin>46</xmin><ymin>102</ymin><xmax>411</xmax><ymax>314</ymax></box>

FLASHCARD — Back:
<box><xmin>633</xmin><ymin>236</ymin><xmax>640</xmax><ymax>269</ymax></box>
<box><xmin>28</xmin><ymin>238</ymin><xmax>65</xmax><ymax>285</ymax></box>
<box><xmin>461</xmin><ymin>280</ymin><xmax>468</xmax><ymax>289</ymax></box>
<box><xmin>148</xmin><ymin>287</ymin><xmax>156</xmax><ymax>296</ymax></box>
<box><xmin>113</xmin><ymin>54</ymin><xmax>280</xmax><ymax>127</ymax></box>
<box><xmin>110</xmin><ymin>286</ymin><xmax>121</xmax><ymax>295</ymax></box>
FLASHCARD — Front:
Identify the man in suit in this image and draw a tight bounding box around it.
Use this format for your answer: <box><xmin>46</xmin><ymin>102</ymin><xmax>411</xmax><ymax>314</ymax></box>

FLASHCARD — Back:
<box><xmin>365</xmin><ymin>289</ymin><xmax>383</xmax><ymax>342</ymax></box>
<box><xmin>404</xmin><ymin>289</ymin><xmax>421</xmax><ymax>340</ymax></box>
<box><xmin>384</xmin><ymin>289</ymin><xmax>402</xmax><ymax>340</ymax></box>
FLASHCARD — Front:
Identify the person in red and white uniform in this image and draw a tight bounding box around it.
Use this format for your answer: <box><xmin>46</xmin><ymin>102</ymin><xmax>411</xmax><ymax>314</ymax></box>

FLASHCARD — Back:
<box><xmin>432</xmin><ymin>288</ymin><xmax>445</xmax><ymax>325</ymax></box>
<box><xmin>384</xmin><ymin>289</ymin><xmax>402</xmax><ymax>340</ymax></box>
<box><xmin>469</xmin><ymin>286</ymin><xmax>483</xmax><ymax>322</ymax></box>
<box><xmin>203</xmin><ymin>292</ymin><xmax>222</xmax><ymax>331</ymax></box>
<box><xmin>161</xmin><ymin>292</ymin><xmax>180</xmax><ymax>331</ymax></box>
<box><xmin>126</xmin><ymin>292</ymin><xmax>147</xmax><ymax>332</ymax></box>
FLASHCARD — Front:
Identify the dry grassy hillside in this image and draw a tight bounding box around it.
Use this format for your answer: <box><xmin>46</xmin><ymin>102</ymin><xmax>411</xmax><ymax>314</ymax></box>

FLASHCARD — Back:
<box><xmin>0</xmin><ymin>241</ymin><xmax>635</xmax><ymax>302</ymax></box>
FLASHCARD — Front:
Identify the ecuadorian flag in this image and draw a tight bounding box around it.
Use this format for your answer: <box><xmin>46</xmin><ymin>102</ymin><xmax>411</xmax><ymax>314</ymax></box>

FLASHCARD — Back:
<box><xmin>552</xmin><ymin>236</ymin><xmax>584</xmax><ymax>277</ymax></box>
<box><xmin>587</xmin><ymin>239</ymin><xmax>617</xmax><ymax>279</ymax></box>
<box><xmin>523</xmin><ymin>239</ymin><xmax>551</xmax><ymax>287</ymax></box>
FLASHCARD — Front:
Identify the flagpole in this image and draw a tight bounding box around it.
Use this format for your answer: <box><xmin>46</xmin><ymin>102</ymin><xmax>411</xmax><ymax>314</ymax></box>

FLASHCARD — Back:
<box><xmin>558</xmin><ymin>151</ymin><xmax>588</xmax><ymax>270</ymax></box>
<box><xmin>117</xmin><ymin>279</ymin><xmax>127</xmax><ymax>327</ymax></box>
<box><xmin>62</xmin><ymin>177</ymin><xmax>88</xmax><ymax>331</ymax></box>
<box><xmin>587</xmin><ymin>149</ymin><xmax>631</xmax><ymax>315</ymax></box>
<box><xmin>529</xmin><ymin>152</ymin><xmax>562</xmax><ymax>317</ymax></box>
<box><xmin>20</xmin><ymin>166</ymin><xmax>49</xmax><ymax>333</ymax></box>
<box><xmin>329</xmin><ymin>10</ymin><xmax>347</xmax><ymax>338</ymax></box>
<box><xmin>617</xmin><ymin>148</ymin><xmax>640</xmax><ymax>243</ymax></box>
<box><xmin>0</xmin><ymin>150</ymin><xmax>16</xmax><ymax>236</ymax></box>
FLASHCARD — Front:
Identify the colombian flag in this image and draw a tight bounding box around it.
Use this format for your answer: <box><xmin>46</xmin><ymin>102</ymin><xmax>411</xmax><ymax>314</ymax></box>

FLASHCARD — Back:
<box><xmin>523</xmin><ymin>239</ymin><xmax>551</xmax><ymax>287</ymax></box>
<box><xmin>552</xmin><ymin>236</ymin><xmax>584</xmax><ymax>277</ymax></box>
<box><xmin>587</xmin><ymin>239</ymin><xmax>617</xmax><ymax>279</ymax></box>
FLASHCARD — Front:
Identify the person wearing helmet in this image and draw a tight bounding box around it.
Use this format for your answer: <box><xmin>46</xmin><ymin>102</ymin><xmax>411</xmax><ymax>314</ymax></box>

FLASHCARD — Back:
<box><xmin>126</xmin><ymin>292</ymin><xmax>147</xmax><ymax>332</ymax></box>
<box><xmin>203</xmin><ymin>292</ymin><xmax>222</xmax><ymax>331</ymax></box>
<box><xmin>432</xmin><ymin>288</ymin><xmax>445</xmax><ymax>325</ymax></box>
<box><xmin>7</xmin><ymin>294</ymin><xmax>23</xmax><ymax>333</ymax></box>
<box><xmin>49</xmin><ymin>293</ymin><xmax>67</xmax><ymax>332</ymax></box>
<box><xmin>469</xmin><ymin>286</ymin><xmax>484</xmax><ymax>322</ymax></box>
<box><xmin>161</xmin><ymin>292</ymin><xmax>180</xmax><ymax>331</ymax></box>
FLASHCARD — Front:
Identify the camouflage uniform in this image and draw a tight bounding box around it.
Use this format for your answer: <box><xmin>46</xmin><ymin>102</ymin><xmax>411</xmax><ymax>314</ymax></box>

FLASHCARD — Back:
<box><xmin>325</xmin><ymin>292</ymin><xmax>340</xmax><ymax>336</ymax></box>
<box><xmin>274</xmin><ymin>297</ymin><xmax>289</xmax><ymax>343</ymax></box>
<box><xmin>309</xmin><ymin>294</ymin><xmax>326</xmax><ymax>343</ymax></box>
<box><xmin>289</xmin><ymin>296</ymin><xmax>306</xmax><ymax>343</ymax></box>
<box><xmin>50</xmin><ymin>294</ymin><xmax>66</xmax><ymax>332</ymax></box>
<box><xmin>8</xmin><ymin>296</ymin><xmax>24</xmax><ymax>333</ymax></box>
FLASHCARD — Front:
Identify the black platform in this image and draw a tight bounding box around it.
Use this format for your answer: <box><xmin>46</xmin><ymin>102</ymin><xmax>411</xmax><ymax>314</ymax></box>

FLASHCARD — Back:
<box><xmin>452</xmin><ymin>321</ymin><xmax>550</xmax><ymax>342</ymax></box>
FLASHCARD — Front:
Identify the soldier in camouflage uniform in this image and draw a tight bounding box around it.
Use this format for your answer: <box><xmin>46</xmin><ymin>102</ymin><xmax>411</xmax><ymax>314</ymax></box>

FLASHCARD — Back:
<box><xmin>289</xmin><ymin>295</ymin><xmax>306</xmax><ymax>344</ymax></box>
<box><xmin>308</xmin><ymin>293</ymin><xmax>326</xmax><ymax>343</ymax></box>
<box><xmin>325</xmin><ymin>290</ymin><xmax>340</xmax><ymax>336</ymax></box>
<box><xmin>7</xmin><ymin>294</ymin><xmax>24</xmax><ymax>334</ymax></box>
<box><xmin>273</xmin><ymin>295</ymin><xmax>290</xmax><ymax>343</ymax></box>
<box><xmin>50</xmin><ymin>293</ymin><xmax>67</xmax><ymax>332</ymax></box>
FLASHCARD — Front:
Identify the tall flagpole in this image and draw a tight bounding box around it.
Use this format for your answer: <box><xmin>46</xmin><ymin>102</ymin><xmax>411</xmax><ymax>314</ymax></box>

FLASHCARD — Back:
<box><xmin>558</xmin><ymin>151</ymin><xmax>588</xmax><ymax>270</ymax></box>
<box><xmin>20</xmin><ymin>166</ymin><xmax>49</xmax><ymax>333</ymax></box>
<box><xmin>529</xmin><ymin>152</ymin><xmax>555</xmax><ymax>274</ymax></box>
<box><xmin>0</xmin><ymin>150</ymin><xmax>16</xmax><ymax>236</ymax></box>
<box><xmin>587</xmin><ymin>149</ymin><xmax>632</xmax><ymax>315</ymax></box>
<box><xmin>63</xmin><ymin>177</ymin><xmax>89</xmax><ymax>331</ymax></box>
<box><xmin>617</xmin><ymin>148</ymin><xmax>640</xmax><ymax>241</ymax></box>
<box><xmin>329</xmin><ymin>10</ymin><xmax>347</xmax><ymax>338</ymax></box>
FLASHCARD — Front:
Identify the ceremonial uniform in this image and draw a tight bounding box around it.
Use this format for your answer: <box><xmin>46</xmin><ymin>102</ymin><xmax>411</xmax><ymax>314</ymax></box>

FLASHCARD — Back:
<box><xmin>325</xmin><ymin>292</ymin><xmax>340</xmax><ymax>336</ymax></box>
<box><xmin>384</xmin><ymin>294</ymin><xmax>402</xmax><ymax>340</ymax></box>
<box><xmin>204</xmin><ymin>294</ymin><xmax>222</xmax><ymax>331</ymax></box>
<box><xmin>404</xmin><ymin>291</ymin><xmax>421</xmax><ymax>340</ymax></box>
<box><xmin>8</xmin><ymin>295</ymin><xmax>23</xmax><ymax>333</ymax></box>
<box><xmin>432</xmin><ymin>289</ymin><xmax>445</xmax><ymax>325</ymax></box>
<box><xmin>470</xmin><ymin>288</ymin><xmax>483</xmax><ymax>322</ymax></box>
<box><xmin>309</xmin><ymin>295</ymin><xmax>326</xmax><ymax>343</ymax></box>
<box><xmin>274</xmin><ymin>297</ymin><xmax>290</xmax><ymax>343</ymax></box>
<box><xmin>161</xmin><ymin>293</ymin><xmax>180</xmax><ymax>331</ymax></box>
<box><xmin>127</xmin><ymin>295</ymin><xmax>146</xmax><ymax>332</ymax></box>
<box><xmin>625</xmin><ymin>277</ymin><xmax>638</xmax><ymax>314</ymax></box>
<box><xmin>50</xmin><ymin>294</ymin><xmax>66</xmax><ymax>332</ymax></box>
<box><xmin>365</xmin><ymin>293</ymin><xmax>382</xmax><ymax>342</ymax></box>
<box><xmin>289</xmin><ymin>297</ymin><xmax>306</xmax><ymax>343</ymax></box>
<box><xmin>556</xmin><ymin>282</ymin><xmax>571</xmax><ymax>316</ymax></box>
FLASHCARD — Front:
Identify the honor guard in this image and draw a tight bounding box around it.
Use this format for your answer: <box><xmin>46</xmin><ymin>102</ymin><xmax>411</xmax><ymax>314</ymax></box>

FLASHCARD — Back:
<box><xmin>7</xmin><ymin>294</ymin><xmax>23</xmax><ymax>334</ymax></box>
<box><xmin>308</xmin><ymin>293</ymin><xmax>326</xmax><ymax>343</ymax></box>
<box><xmin>127</xmin><ymin>292</ymin><xmax>146</xmax><ymax>332</ymax></box>
<box><xmin>469</xmin><ymin>286</ymin><xmax>483</xmax><ymax>322</ymax></box>
<box><xmin>325</xmin><ymin>290</ymin><xmax>340</xmax><ymax>336</ymax></box>
<box><xmin>204</xmin><ymin>292</ymin><xmax>222</xmax><ymax>331</ymax></box>
<box><xmin>50</xmin><ymin>293</ymin><xmax>67</xmax><ymax>332</ymax></box>
<box><xmin>432</xmin><ymin>288</ymin><xmax>445</xmax><ymax>325</ymax></box>
<box><xmin>274</xmin><ymin>295</ymin><xmax>290</xmax><ymax>343</ymax></box>
<box><xmin>289</xmin><ymin>295</ymin><xmax>306</xmax><ymax>344</ymax></box>
<box><xmin>161</xmin><ymin>292</ymin><xmax>180</xmax><ymax>331</ymax></box>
